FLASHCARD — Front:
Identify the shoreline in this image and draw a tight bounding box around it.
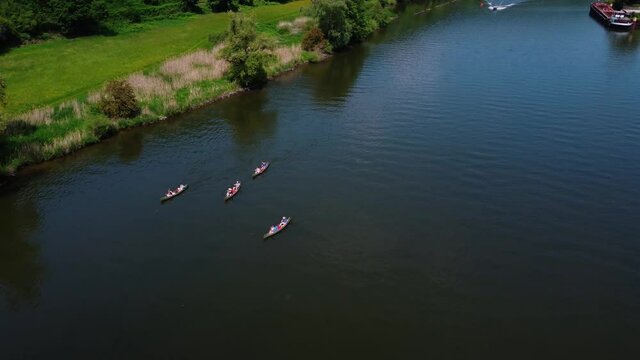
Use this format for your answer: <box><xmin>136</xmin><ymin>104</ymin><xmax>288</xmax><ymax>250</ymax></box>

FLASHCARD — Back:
<box><xmin>0</xmin><ymin>49</ymin><xmax>332</xmax><ymax>179</ymax></box>
<box><xmin>0</xmin><ymin>0</ymin><xmax>426</xmax><ymax>178</ymax></box>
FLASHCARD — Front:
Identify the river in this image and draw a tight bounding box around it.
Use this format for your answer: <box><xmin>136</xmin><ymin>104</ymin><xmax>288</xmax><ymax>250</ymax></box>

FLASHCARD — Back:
<box><xmin>1</xmin><ymin>0</ymin><xmax>640</xmax><ymax>358</ymax></box>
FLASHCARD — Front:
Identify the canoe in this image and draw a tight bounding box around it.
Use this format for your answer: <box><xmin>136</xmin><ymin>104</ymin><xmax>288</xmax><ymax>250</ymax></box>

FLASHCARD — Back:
<box><xmin>160</xmin><ymin>184</ymin><xmax>188</xmax><ymax>202</ymax></box>
<box><xmin>252</xmin><ymin>162</ymin><xmax>270</xmax><ymax>178</ymax></box>
<box><xmin>224</xmin><ymin>182</ymin><xmax>241</xmax><ymax>201</ymax></box>
<box><xmin>263</xmin><ymin>217</ymin><xmax>291</xmax><ymax>239</ymax></box>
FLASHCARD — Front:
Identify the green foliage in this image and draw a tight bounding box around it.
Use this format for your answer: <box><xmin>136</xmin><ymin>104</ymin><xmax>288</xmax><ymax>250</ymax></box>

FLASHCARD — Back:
<box><xmin>301</xmin><ymin>26</ymin><xmax>327</xmax><ymax>51</ymax></box>
<box><xmin>0</xmin><ymin>16</ymin><xmax>20</xmax><ymax>50</ymax></box>
<box><xmin>180</xmin><ymin>0</ymin><xmax>200</xmax><ymax>12</ymax></box>
<box><xmin>0</xmin><ymin>2</ymin><xmax>307</xmax><ymax>115</ymax></box>
<box><xmin>0</xmin><ymin>0</ymin><xmax>205</xmax><ymax>48</ymax></box>
<box><xmin>312</xmin><ymin>0</ymin><xmax>394</xmax><ymax>49</ymax></box>
<box><xmin>345</xmin><ymin>0</ymin><xmax>369</xmax><ymax>43</ymax></box>
<box><xmin>313</xmin><ymin>0</ymin><xmax>351</xmax><ymax>49</ymax></box>
<box><xmin>208</xmin><ymin>0</ymin><xmax>240</xmax><ymax>12</ymax></box>
<box><xmin>221</xmin><ymin>13</ymin><xmax>275</xmax><ymax>88</ymax></box>
<box><xmin>99</xmin><ymin>80</ymin><xmax>140</xmax><ymax>119</ymax></box>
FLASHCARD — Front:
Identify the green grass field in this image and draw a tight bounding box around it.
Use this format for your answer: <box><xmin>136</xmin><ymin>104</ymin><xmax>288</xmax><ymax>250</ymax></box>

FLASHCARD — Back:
<box><xmin>0</xmin><ymin>1</ymin><xmax>310</xmax><ymax>115</ymax></box>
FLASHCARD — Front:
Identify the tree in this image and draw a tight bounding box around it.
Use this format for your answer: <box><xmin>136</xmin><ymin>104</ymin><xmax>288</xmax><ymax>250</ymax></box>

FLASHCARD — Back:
<box><xmin>207</xmin><ymin>0</ymin><xmax>239</xmax><ymax>12</ymax></box>
<box><xmin>180</xmin><ymin>0</ymin><xmax>200</xmax><ymax>12</ymax></box>
<box><xmin>302</xmin><ymin>27</ymin><xmax>328</xmax><ymax>51</ymax></box>
<box><xmin>313</xmin><ymin>0</ymin><xmax>352</xmax><ymax>49</ymax></box>
<box><xmin>99</xmin><ymin>80</ymin><xmax>140</xmax><ymax>119</ymax></box>
<box><xmin>345</xmin><ymin>0</ymin><xmax>369</xmax><ymax>43</ymax></box>
<box><xmin>0</xmin><ymin>17</ymin><xmax>20</xmax><ymax>50</ymax></box>
<box><xmin>40</xmin><ymin>0</ymin><xmax>108</xmax><ymax>36</ymax></box>
<box><xmin>221</xmin><ymin>13</ymin><xmax>275</xmax><ymax>89</ymax></box>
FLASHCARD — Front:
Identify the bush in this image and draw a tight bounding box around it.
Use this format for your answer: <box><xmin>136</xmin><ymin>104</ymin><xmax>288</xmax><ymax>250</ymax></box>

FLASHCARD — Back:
<box><xmin>312</xmin><ymin>0</ymin><xmax>395</xmax><ymax>49</ymax></box>
<box><xmin>302</xmin><ymin>27</ymin><xmax>327</xmax><ymax>51</ymax></box>
<box><xmin>313</xmin><ymin>0</ymin><xmax>352</xmax><ymax>49</ymax></box>
<box><xmin>94</xmin><ymin>123</ymin><xmax>117</xmax><ymax>139</ymax></box>
<box><xmin>180</xmin><ymin>0</ymin><xmax>200</xmax><ymax>12</ymax></box>
<box><xmin>0</xmin><ymin>17</ymin><xmax>21</xmax><ymax>50</ymax></box>
<box><xmin>207</xmin><ymin>0</ymin><xmax>239</xmax><ymax>12</ymax></box>
<box><xmin>221</xmin><ymin>13</ymin><xmax>275</xmax><ymax>89</ymax></box>
<box><xmin>99</xmin><ymin>80</ymin><xmax>140</xmax><ymax>119</ymax></box>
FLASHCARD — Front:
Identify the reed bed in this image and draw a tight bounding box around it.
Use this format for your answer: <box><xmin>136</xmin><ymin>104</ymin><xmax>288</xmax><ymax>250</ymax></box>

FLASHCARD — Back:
<box><xmin>127</xmin><ymin>45</ymin><xmax>229</xmax><ymax>103</ymax></box>
<box><xmin>277</xmin><ymin>16</ymin><xmax>312</xmax><ymax>34</ymax></box>
<box><xmin>274</xmin><ymin>44</ymin><xmax>303</xmax><ymax>66</ymax></box>
<box><xmin>17</xmin><ymin>107</ymin><xmax>54</xmax><ymax>126</ymax></box>
<box><xmin>43</xmin><ymin>130</ymin><xmax>88</xmax><ymax>156</ymax></box>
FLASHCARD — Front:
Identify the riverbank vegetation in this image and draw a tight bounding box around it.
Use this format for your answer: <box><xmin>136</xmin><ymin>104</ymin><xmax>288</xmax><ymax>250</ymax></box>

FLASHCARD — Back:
<box><xmin>0</xmin><ymin>0</ymin><xmax>399</xmax><ymax>175</ymax></box>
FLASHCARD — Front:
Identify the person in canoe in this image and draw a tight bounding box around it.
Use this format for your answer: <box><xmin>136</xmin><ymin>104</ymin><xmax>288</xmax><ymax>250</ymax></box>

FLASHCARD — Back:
<box><xmin>255</xmin><ymin>167</ymin><xmax>261</xmax><ymax>174</ymax></box>
<box><xmin>166</xmin><ymin>189</ymin><xmax>175</xmax><ymax>197</ymax></box>
<box><xmin>234</xmin><ymin>181</ymin><xmax>240</xmax><ymax>188</ymax></box>
<box><xmin>177</xmin><ymin>184</ymin><xmax>185</xmax><ymax>191</ymax></box>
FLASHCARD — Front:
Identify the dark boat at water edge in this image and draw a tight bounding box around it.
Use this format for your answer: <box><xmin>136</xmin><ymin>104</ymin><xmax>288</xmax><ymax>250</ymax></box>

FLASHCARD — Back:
<box><xmin>590</xmin><ymin>2</ymin><xmax>636</xmax><ymax>31</ymax></box>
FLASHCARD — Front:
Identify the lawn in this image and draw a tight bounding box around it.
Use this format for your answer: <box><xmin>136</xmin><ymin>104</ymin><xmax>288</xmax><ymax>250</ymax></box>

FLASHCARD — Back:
<box><xmin>0</xmin><ymin>1</ymin><xmax>310</xmax><ymax>115</ymax></box>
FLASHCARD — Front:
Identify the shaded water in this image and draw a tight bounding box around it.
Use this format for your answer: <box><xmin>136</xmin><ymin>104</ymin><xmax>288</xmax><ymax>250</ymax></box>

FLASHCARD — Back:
<box><xmin>2</xmin><ymin>0</ymin><xmax>640</xmax><ymax>358</ymax></box>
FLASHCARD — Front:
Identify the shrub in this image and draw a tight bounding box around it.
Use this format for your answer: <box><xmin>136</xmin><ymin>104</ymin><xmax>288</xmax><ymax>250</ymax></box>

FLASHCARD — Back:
<box><xmin>94</xmin><ymin>123</ymin><xmax>117</xmax><ymax>139</ymax></box>
<box><xmin>302</xmin><ymin>27</ymin><xmax>327</xmax><ymax>51</ymax></box>
<box><xmin>313</xmin><ymin>0</ymin><xmax>352</xmax><ymax>49</ymax></box>
<box><xmin>0</xmin><ymin>17</ymin><xmax>21</xmax><ymax>50</ymax></box>
<box><xmin>207</xmin><ymin>0</ymin><xmax>239</xmax><ymax>12</ymax></box>
<box><xmin>221</xmin><ymin>13</ymin><xmax>275</xmax><ymax>89</ymax></box>
<box><xmin>180</xmin><ymin>0</ymin><xmax>200</xmax><ymax>12</ymax></box>
<box><xmin>99</xmin><ymin>80</ymin><xmax>140</xmax><ymax>119</ymax></box>
<box><xmin>312</xmin><ymin>0</ymin><xmax>394</xmax><ymax>49</ymax></box>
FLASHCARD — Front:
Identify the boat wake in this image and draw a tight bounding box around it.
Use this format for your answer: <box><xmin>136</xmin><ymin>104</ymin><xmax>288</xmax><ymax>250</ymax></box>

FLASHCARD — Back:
<box><xmin>486</xmin><ymin>2</ymin><xmax>517</xmax><ymax>11</ymax></box>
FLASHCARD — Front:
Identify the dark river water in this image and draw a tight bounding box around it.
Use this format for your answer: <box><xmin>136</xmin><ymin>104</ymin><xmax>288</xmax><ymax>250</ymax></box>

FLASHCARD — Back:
<box><xmin>2</xmin><ymin>0</ymin><xmax>640</xmax><ymax>358</ymax></box>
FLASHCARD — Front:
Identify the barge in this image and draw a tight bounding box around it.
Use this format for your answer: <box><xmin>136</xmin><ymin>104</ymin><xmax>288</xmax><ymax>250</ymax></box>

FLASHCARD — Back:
<box><xmin>590</xmin><ymin>2</ymin><xmax>636</xmax><ymax>31</ymax></box>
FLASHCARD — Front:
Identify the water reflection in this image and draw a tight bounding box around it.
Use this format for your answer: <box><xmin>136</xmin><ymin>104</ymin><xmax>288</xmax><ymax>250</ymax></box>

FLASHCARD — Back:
<box><xmin>0</xmin><ymin>198</ymin><xmax>42</xmax><ymax>310</ymax></box>
<box><xmin>608</xmin><ymin>30</ymin><xmax>640</xmax><ymax>53</ymax></box>
<box><xmin>304</xmin><ymin>45</ymin><xmax>370</xmax><ymax>105</ymax></box>
<box><xmin>116</xmin><ymin>130</ymin><xmax>145</xmax><ymax>163</ymax></box>
<box><xmin>213</xmin><ymin>89</ymin><xmax>278</xmax><ymax>146</ymax></box>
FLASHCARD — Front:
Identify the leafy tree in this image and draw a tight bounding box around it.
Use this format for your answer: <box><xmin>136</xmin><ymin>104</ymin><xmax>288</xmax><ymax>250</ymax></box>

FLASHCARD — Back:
<box><xmin>38</xmin><ymin>0</ymin><xmax>108</xmax><ymax>36</ymax></box>
<box><xmin>180</xmin><ymin>0</ymin><xmax>200</xmax><ymax>12</ymax></box>
<box><xmin>313</xmin><ymin>0</ymin><xmax>393</xmax><ymax>49</ymax></box>
<box><xmin>99</xmin><ymin>80</ymin><xmax>140</xmax><ymax>119</ymax></box>
<box><xmin>221</xmin><ymin>13</ymin><xmax>275</xmax><ymax>89</ymax></box>
<box><xmin>313</xmin><ymin>0</ymin><xmax>352</xmax><ymax>49</ymax></box>
<box><xmin>0</xmin><ymin>17</ymin><xmax>20</xmax><ymax>51</ymax></box>
<box><xmin>207</xmin><ymin>0</ymin><xmax>239</xmax><ymax>12</ymax></box>
<box><xmin>302</xmin><ymin>27</ymin><xmax>328</xmax><ymax>51</ymax></box>
<box><xmin>345</xmin><ymin>0</ymin><xmax>369</xmax><ymax>43</ymax></box>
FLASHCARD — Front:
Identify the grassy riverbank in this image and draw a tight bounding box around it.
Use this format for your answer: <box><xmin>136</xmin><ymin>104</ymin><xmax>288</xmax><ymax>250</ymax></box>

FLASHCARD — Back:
<box><xmin>0</xmin><ymin>2</ymin><xmax>314</xmax><ymax>175</ymax></box>
<box><xmin>0</xmin><ymin>0</ymin><xmax>401</xmax><ymax>175</ymax></box>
